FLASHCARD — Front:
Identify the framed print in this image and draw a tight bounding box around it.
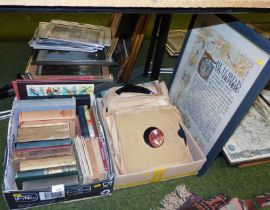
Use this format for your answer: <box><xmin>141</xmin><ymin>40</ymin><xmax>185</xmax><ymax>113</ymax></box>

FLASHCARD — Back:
<box><xmin>223</xmin><ymin>96</ymin><xmax>270</xmax><ymax>165</ymax></box>
<box><xmin>12</xmin><ymin>80</ymin><xmax>94</xmax><ymax>100</ymax></box>
<box><xmin>169</xmin><ymin>14</ymin><xmax>270</xmax><ymax>175</ymax></box>
<box><xmin>33</xmin><ymin>49</ymin><xmax>114</xmax><ymax>65</ymax></box>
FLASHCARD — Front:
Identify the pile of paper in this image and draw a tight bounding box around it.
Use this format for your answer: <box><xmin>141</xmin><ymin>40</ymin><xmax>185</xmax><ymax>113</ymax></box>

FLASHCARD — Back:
<box><xmin>29</xmin><ymin>20</ymin><xmax>111</xmax><ymax>52</ymax></box>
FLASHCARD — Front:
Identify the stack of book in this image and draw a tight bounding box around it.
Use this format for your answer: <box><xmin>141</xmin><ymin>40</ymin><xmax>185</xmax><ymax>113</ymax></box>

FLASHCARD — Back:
<box><xmin>13</xmin><ymin>108</ymin><xmax>79</xmax><ymax>190</ymax></box>
<box><xmin>74</xmin><ymin>105</ymin><xmax>109</xmax><ymax>184</ymax></box>
<box><xmin>26</xmin><ymin>20</ymin><xmax>115</xmax><ymax>82</ymax></box>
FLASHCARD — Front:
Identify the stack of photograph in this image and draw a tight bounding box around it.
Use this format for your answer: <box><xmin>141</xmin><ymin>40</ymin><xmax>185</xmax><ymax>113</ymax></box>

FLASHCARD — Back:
<box><xmin>26</xmin><ymin>20</ymin><xmax>116</xmax><ymax>82</ymax></box>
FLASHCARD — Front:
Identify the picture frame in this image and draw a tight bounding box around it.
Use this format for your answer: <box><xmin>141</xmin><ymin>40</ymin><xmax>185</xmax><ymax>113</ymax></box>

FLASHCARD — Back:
<box><xmin>12</xmin><ymin>80</ymin><xmax>95</xmax><ymax>100</ymax></box>
<box><xmin>223</xmin><ymin>96</ymin><xmax>270</xmax><ymax>166</ymax></box>
<box><xmin>169</xmin><ymin>14</ymin><xmax>270</xmax><ymax>175</ymax></box>
<box><xmin>32</xmin><ymin>49</ymin><xmax>116</xmax><ymax>66</ymax></box>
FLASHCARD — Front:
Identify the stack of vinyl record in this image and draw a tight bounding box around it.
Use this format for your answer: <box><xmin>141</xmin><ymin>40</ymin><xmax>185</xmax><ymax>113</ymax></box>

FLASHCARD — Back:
<box><xmin>26</xmin><ymin>20</ymin><xmax>116</xmax><ymax>82</ymax></box>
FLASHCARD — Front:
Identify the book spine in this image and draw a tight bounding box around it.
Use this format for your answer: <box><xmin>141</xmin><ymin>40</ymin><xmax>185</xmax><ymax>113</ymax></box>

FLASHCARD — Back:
<box><xmin>15</xmin><ymin>165</ymin><xmax>78</xmax><ymax>190</ymax></box>
<box><xmin>83</xmin><ymin>105</ymin><xmax>96</xmax><ymax>138</ymax></box>
<box><xmin>19</xmin><ymin>155</ymin><xmax>76</xmax><ymax>171</ymax></box>
<box><xmin>91</xmin><ymin>104</ymin><xmax>103</xmax><ymax>138</ymax></box>
<box><xmin>15</xmin><ymin>138</ymin><xmax>73</xmax><ymax>149</ymax></box>
<box><xmin>89</xmin><ymin>109</ymin><xmax>99</xmax><ymax>137</ymax></box>
<box><xmin>77</xmin><ymin>106</ymin><xmax>90</xmax><ymax>138</ymax></box>
<box><xmin>98</xmin><ymin>140</ymin><xmax>109</xmax><ymax>172</ymax></box>
<box><xmin>75</xmin><ymin>116</ymin><xmax>82</xmax><ymax>136</ymax></box>
<box><xmin>12</xmin><ymin>144</ymin><xmax>73</xmax><ymax>160</ymax></box>
<box><xmin>92</xmin><ymin>139</ymin><xmax>107</xmax><ymax>180</ymax></box>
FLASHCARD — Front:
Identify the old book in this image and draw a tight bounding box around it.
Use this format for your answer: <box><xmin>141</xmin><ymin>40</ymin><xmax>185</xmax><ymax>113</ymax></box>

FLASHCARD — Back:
<box><xmin>83</xmin><ymin>105</ymin><xmax>96</xmax><ymax>138</ymax></box>
<box><xmin>12</xmin><ymin>144</ymin><xmax>74</xmax><ymax>161</ymax></box>
<box><xmin>75</xmin><ymin>116</ymin><xmax>82</xmax><ymax>136</ymax></box>
<box><xmin>13</xmin><ymin>98</ymin><xmax>76</xmax><ymax>118</ymax></box>
<box><xmin>17</xmin><ymin>123</ymin><xmax>70</xmax><ymax>142</ymax></box>
<box><xmin>19</xmin><ymin>109</ymin><xmax>76</xmax><ymax>124</ymax></box>
<box><xmin>77</xmin><ymin>106</ymin><xmax>90</xmax><ymax>138</ymax></box>
<box><xmin>85</xmin><ymin>139</ymin><xmax>107</xmax><ymax>181</ymax></box>
<box><xmin>89</xmin><ymin>109</ymin><xmax>99</xmax><ymax>137</ymax></box>
<box><xmin>12</xmin><ymin>144</ymin><xmax>74</xmax><ymax>171</ymax></box>
<box><xmin>22</xmin><ymin>174</ymin><xmax>79</xmax><ymax>191</ymax></box>
<box><xmin>19</xmin><ymin>155</ymin><xmax>76</xmax><ymax>171</ymax></box>
<box><xmin>20</xmin><ymin>119</ymin><xmax>76</xmax><ymax>139</ymax></box>
<box><xmin>15</xmin><ymin>138</ymin><xmax>72</xmax><ymax>149</ymax></box>
<box><xmin>73</xmin><ymin>136</ymin><xmax>92</xmax><ymax>184</ymax></box>
<box><xmin>15</xmin><ymin>165</ymin><xmax>78</xmax><ymax>190</ymax></box>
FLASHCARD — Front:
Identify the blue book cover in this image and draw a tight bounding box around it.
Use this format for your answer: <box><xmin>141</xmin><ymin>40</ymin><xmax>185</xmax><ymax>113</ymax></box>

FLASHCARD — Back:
<box><xmin>77</xmin><ymin>105</ymin><xmax>90</xmax><ymax>138</ymax></box>
<box><xmin>15</xmin><ymin>138</ymin><xmax>73</xmax><ymax>149</ymax></box>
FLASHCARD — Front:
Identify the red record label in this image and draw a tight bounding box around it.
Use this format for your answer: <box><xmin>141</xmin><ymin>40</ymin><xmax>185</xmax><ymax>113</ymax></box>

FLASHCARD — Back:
<box><xmin>148</xmin><ymin>128</ymin><xmax>164</xmax><ymax>148</ymax></box>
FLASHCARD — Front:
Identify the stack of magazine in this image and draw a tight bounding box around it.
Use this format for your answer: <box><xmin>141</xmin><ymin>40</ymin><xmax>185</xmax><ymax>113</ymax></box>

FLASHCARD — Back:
<box><xmin>26</xmin><ymin>20</ymin><xmax>115</xmax><ymax>82</ymax></box>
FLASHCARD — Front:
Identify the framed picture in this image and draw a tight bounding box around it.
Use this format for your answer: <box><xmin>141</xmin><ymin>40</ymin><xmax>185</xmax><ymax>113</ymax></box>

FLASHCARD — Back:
<box><xmin>169</xmin><ymin>14</ymin><xmax>270</xmax><ymax>175</ymax></box>
<box><xmin>42</xmin><ymin>20</ymin><xmax>111</xmax><ymax>47</ymax></box>
<box><xmin>223</xmin><ymin>96</ymin><xmax>270</xmax><ymax>165</ymax></box>
<box><xmin>32</xmin><ymin>49</ymin><xmax>116</xmax><ymax>66</ymax></box>
<box><xmin>12</xmin><ymin>80</ymin><xmax>94</xmax><ymax>100</ymax></box>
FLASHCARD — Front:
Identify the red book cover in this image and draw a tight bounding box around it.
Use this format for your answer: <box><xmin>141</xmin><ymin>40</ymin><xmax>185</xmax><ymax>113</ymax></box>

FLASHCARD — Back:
<box><xmin>98</xmin><ymin>140</ymin><xmax>109</xmax><ymax>172</ymax></box>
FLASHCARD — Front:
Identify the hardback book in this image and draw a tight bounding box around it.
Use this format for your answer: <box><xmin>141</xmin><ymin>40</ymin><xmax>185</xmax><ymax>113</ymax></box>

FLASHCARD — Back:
<box><xmin>85</xmin><ymin>138</ymin><xmax>108</xmax><ymax>181</ymax></box>
<box><xmin>19</xmin><ymin>109</ymin><xmax>76</xmax><ymax>123</ymax></box>
<box><xmin>19</xmin><ymin>154</ymin><xmax>76</xmax><ymax>171</ymax></box>
<box><xmin>16</xmin><ymin>123</ymin><xmax>70</xmax><ymax>142</ymax></box>
<box><xmin>89</xmin><ymin>108</ymin><xmax>99</xmax><ymax>137</ymax></box>
<box><xmin>77</xmin><ymin>106</ymin><xmax>90</xmax><ymax>138</ymax></box>
<box><xmin>14</xmin><ymin>138</ymin><xmax>73</xmax><ymax>149</ymax></box>
<box><xmin>20</xmin><ymin>118</ymin><xmax>76</xmax><ymax>139</ymax></box>
<box><xmin>22</xmin><ymin>174</ymin><xmax>79</xmax><ymax>191</ymax></box>
<box><xmin>15</xmin><ymin>165</ymin><xmax>78</xmax><ymax>190</ymax></box>
<box><xmin>12</xmin><ymin>97</ymin><xmax>76</xmax><ymax>116</ymax></box>
<box><xmin>73</xmin><ymin>136</ymin><xmax>93</xmax><ymax>184</ymax></box>
<box><xmin>12</xmin><ymin>144</ymin><xmax>74</xmax><ymax>170</ymax></box>
<box><xmin>83</xmin><ymin>105</ymin><xmax>96</xmax><ymax>138</ymax></box>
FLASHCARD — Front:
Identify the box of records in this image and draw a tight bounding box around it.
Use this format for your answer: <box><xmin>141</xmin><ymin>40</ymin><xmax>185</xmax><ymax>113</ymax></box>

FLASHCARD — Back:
<box><xmin>3</xmin><ymin>94</ymin><xmax>114</xmax><ymax>209</ymax></box>
<box><xmin>96</xmin><ymin>14</ymin><xmax>270</xmax><ymax>189</ymax></box>
<box><xmin>97</xmin><ymin>80</ymin><xmax>205</xmax><ymax>189</ymax></box>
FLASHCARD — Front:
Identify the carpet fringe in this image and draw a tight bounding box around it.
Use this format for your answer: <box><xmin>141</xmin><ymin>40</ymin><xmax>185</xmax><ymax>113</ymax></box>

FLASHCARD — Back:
<box><xmin>157</xmin><ymin>185</ymin><xmax>191</xmax><ymax>210</ymax></box>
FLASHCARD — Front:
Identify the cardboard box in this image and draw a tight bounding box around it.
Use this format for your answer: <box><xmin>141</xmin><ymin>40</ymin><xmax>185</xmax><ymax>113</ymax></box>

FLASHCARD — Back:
<box><xmin>3</xmin><ymin>98</ymin><xmax>114</xmax><ymax>209</ymax></box>
<box><xmin>96</xmin><ymin>98</ymin><xmax>206</xmax><ymax>189</ymax></box>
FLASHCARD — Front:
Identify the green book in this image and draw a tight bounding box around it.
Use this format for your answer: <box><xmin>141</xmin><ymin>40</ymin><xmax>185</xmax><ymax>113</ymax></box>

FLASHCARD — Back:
<box><xmin>15</xmin><ymin>165</ymin><xmax>78</xmax><ymax>190</ymax></box>
<box><xmin>15</xmin><ymin>138</ymin><xmax>72</xmax><ymax>149</ymax></box>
